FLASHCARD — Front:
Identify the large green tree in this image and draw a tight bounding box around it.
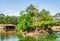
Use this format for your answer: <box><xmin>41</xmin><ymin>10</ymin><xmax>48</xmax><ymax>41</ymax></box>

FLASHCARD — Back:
<box><xmin>17</xmin><ymin>4</ymin><xmax>58</xmax><ymax>31</ymax></box>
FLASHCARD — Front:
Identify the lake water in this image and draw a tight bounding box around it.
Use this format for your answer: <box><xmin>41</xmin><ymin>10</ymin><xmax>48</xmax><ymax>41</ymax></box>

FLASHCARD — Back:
<box><xmin>0</xmin><ymin>32</ymin><xmax>18</xmax><ymax>41</ymax></box>
<box><xmin>0</xmin><ymin>32</ymin><xmax>60</xmax><ymax>41</ymax></box>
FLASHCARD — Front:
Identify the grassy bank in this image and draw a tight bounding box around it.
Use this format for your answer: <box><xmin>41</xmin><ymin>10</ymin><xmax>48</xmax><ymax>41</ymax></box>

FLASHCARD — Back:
<box><xmin>17</xmin><ymin>32</ymin><xmax>58</xmax><ymax>41</ymax></box>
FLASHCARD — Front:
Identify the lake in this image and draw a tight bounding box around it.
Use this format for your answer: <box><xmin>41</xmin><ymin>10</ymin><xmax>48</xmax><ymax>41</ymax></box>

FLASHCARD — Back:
<box><xmin>0</xmin><ymin>31</ymin><xmax>18</xmax><ymax>41</ymax></box>
<box><xmin>0</xmin><ymin>31</ymin><xmax>60</xmax><ymax>41</ymax></box>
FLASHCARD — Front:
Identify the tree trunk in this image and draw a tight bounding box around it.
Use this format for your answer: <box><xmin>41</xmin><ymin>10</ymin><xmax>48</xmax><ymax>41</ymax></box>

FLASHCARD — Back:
<box><xmin>36</xmin><ymin>26</ymin><xmax>38</xmax><ymax>32</ymax></box>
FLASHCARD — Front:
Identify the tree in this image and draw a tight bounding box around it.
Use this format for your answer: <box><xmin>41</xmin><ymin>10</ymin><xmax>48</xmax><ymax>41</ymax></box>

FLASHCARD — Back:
<box><xmin>4</xmin><ymin>16</ymin><xmax>18</xmax><ymax>24</ymax></box>
<box><xmin>54</xmin><ymin>13</ymin><xmax>60</xmax><ymax>19</ymax></box>
<box><xmin>17</xmin><ymin>12</ymin><xmax>31</xmax><ymax>30</ymax></box>
<box><xmin>39</xmin><ymin>9</ymin><xmax>53</xmax><ymax>21</ymax></box>
<box><xmin>54</xmin><ymin>13</ymin><xmax>60</xmax><ymax>25</ymax></box>
<box><xmin>17</xmin><ymin>4</ymin><xmax>58</xmax><ymax>31</ymax></box>
<box><xmin>39</xmin><ymin>9</ymin><xmax>58</xmax><ymax>29</ymax></box>
<box><xmin>0</xmin><ymin>14</ymin><xmax>18</xmax><ymax>24</ymax></box>
<box><xmin>26</xmin><ymin>4</ymin><xmax>36</xmax><ymax>13</ymax></box>
<box><xmin>0</xmin><ymin>14</ymin><xmax>4</xmax><ymax>24</ymax></box>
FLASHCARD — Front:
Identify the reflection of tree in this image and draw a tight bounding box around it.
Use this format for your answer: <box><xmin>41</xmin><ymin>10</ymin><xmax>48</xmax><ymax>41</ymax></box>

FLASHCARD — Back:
<box><xmin>0</xmin><ymin>33</ymin><xmax>5</xmax><ymax>41</ymax></box>
<box><xmin>0</xmin><ymin>32</ymin><xmax>17</xmax><ymax>41</ymax></box>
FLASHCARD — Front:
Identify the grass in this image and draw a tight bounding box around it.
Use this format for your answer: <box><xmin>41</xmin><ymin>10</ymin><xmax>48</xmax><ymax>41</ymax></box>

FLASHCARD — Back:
<box><xmin>17</xmin><ymin>32</ymin><xmax>58</xmax><ymax>41</ymax></box>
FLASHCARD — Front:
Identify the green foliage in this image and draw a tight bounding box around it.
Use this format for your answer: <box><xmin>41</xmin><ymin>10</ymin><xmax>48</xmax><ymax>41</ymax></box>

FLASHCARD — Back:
<box><xmin>39</xmin><ymin>9</ymin><xmax>53</xmax><ymax>21</ymax></box>
<box><xmin>26</xmin><ymin>4</ymin><xmax>36</xmax><ymax>13</ymax></box>
<box><xmin>17</xmin><ymin>33</ymin><xmax>57</xmax><ymax>41</ymax></box>
<box><xmin>54</xmin><ymin>13</ymin><xmax>60</xmax><ymax>25</ymax></box>
<box><xmin>17</xmin><ymin>4</ymin><xmax>59</xmax><ymax>30</ymax></box>
<box><xmin>0</xmin><ymin>14</ymin><xmax>18</xmax><ymax>24</ymax></box>
<box><xmin>17</xmin><ymin>13</ymin><xmax>31</xmax><ymax>30</ymax></box>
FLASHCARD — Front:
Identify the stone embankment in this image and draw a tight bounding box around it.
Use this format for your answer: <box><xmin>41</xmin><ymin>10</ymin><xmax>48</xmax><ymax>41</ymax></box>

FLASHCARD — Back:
<box><xmin>51</xmin><ymin>26</ymin><xmax>60</xmax><ymax>32</ymax></box>
<box><xmin>0</xmin><ymin>24</ymin><xmax>5</xmax><ymax>33</ymax></box>
<box><xmin>20</xmin><ymin>30</ymin><xmax>48</xmax><ymax>38</ymax></box>
<box><xmin>20</xmin><ymin>26</ymin><xmax>60</xmax><ymax>37</ymax></box>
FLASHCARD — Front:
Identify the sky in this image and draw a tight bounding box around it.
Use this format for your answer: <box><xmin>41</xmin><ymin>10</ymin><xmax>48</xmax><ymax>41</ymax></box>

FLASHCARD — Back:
<box><xmin>0</xmin><ymin>0</ymin><xmax>60</xmax><ymax>16</ymax></box>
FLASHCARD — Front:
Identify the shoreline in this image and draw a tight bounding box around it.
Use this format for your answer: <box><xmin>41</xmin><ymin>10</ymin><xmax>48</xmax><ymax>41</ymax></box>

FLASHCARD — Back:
<box><xmin>20</xmin><ymin>30</ymin><xmax>49</xmax><ymax>37</ymax></box>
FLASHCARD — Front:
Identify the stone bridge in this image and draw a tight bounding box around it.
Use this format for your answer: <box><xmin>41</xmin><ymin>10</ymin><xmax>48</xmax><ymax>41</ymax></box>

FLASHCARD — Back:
<box><xmin>0</xmin><ymin>24</ymin><xmax>16</xmax><ymax>31</ymax></box>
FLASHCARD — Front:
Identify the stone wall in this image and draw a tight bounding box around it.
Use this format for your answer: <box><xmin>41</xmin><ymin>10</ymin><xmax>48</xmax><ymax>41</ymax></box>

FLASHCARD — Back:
<box><xmin>51</xmin><ymin>26</ymin><xmax>60</xmax><ymax>31</ymax></box>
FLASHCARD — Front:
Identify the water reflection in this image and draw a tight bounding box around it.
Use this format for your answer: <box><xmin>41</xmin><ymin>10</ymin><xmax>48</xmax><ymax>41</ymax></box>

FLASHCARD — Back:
<box><xmin>17</xmin><ymin>32</ymin><xmax>59</xmax><ymax>41</ymax></box>
<box><xmin>0</xmin><ymin>31</ymin><xmax>60</xmax><ymax>41</ymax></box>
<box><xmin>0</xmin><ymin>31</ymin><xmax>18</xmax><ymax>41</ymax></box>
